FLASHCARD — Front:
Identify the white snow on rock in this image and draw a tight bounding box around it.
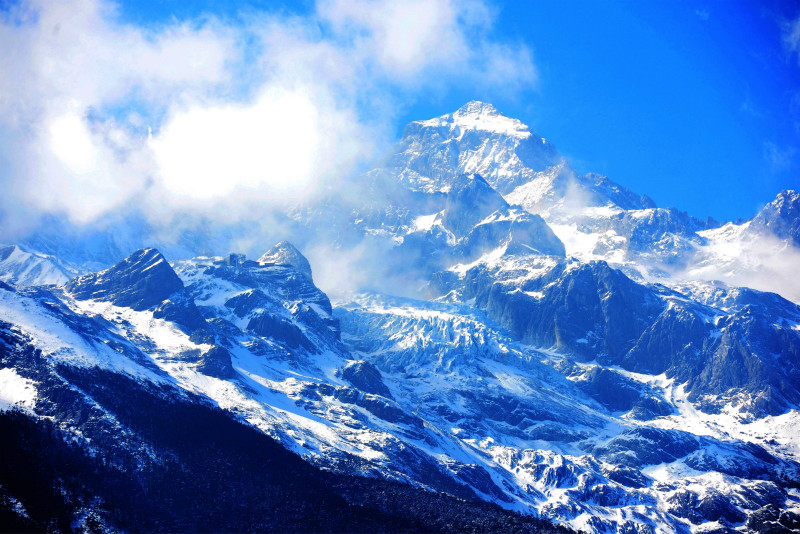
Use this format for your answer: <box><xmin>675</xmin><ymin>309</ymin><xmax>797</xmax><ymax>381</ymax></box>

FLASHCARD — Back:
<box><xmin>417</xmin><ymin>101</ymin><xmax>533</xmax><ymax>140</ymax></box>
<box><xmin>0</xmin><ymin>368</ymin><xmax>37</xmax><ymax>412</ymax></box>
<box><xmin>0</xmin><ymin>244</ymin><xmax>76</xmax><ymax>287</ymax></box>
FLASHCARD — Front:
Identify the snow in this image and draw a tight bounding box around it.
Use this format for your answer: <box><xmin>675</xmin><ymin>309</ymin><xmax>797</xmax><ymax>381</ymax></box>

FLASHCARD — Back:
<box><xmin>523</xmin><ymin>290</ymin><xmax>545</xmax><ymax>299</ymax></box>
<box><xmin>0</xmin><ymin>244</ymin><xmax>75</xmax><ymax>287</ymax></box>
<box><xmin>2</xmin><ymin>100</ymin><xmax>799</xmax><ymax>534</ymax></box>
<box><xmin>697</xmin><ymin>221</ymin><xmax>749</xmax><ymax>242</ymax></box>
<box><xmin>140</xmin><ymin>256</ymin><xmax>165</xmax><ymax>272</ymax></box>
<box><xmin>685</xmin><ymin>220</ymin><xmax>800</xmax><ymax>303</ymax></box>
<box><xmin>505</xmin><ymin>165</ymin><xmax>563</xmax><ymax>209</ymax></box>
<box><xmin>0</xmin><ymin>367</ymin><xmax>37</xmax><ymax>412</ymax></box>
<box><xmin>411</xmin><ymin>213</ymin><xmax>438</xmax><ymax>232</ymax></box>
<box><xmin>0</xmin><ymin>288</ymin><xmax>159</xmax><ymax>379</ymax></box>
<box><xmin>449</xmin><ymin>245</ymin><xmax>509</xmax><ymax>275</ymax></box>
<box><xmin>416</xmin><ymin>102</ymin><xmax>532</xmax><ymax>139</ymax></box>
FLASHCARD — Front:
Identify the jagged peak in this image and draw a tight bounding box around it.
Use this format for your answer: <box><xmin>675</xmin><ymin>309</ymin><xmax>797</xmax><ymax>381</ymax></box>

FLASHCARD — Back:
<box><xmin>454</xmin><ymin>100</ymin><xmax>500</xmax><ymax>116</ymax></box>
<box><xmin>81</xmin><ymin>248</ymin><xmax>170</xmax><ymax>281</ymax></box>
<box><xmin>258</xmin><ymin>241</ymin><xmax>313</xmax><ymax>279</ymax></box>
<box><xmin>747</xmin><ymin>189</ymin><xmax>800</xmax><ymax>245</ymax></box>
<box><xmin>413</xmin><ymin>101</ymin><xmax>531</xmax><ymax>140</ymax></box>
<box><xmin>754</xmin><ymin>189</ymin><xmax>800</xmax><ymax>221</ymax></box>
<box><xmin>128</xmin><ymin>247</ymin><xmax>167</xmax><ymax>266</ymax></box>
<box><xmin>771</xmin><ymin>189</ymin><xmax>800</xmax><ymax>207</ymax></box>
<box><xmin>66</xmin><ymin>247</ymin><xmax>185</xmax><ymax>312</ymax></box>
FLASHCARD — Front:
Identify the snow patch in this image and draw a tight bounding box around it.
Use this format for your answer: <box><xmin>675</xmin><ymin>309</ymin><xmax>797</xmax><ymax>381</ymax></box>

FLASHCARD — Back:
<box><xmin>0</xmin><ymin>368</ymin><xmax>37</xmax><ymax>412</ymax></box>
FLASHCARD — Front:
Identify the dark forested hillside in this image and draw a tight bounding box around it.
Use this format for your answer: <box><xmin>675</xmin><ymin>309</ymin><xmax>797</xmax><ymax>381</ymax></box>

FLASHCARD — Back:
<box><xmin>0</xmin><ymin>366</ymin><xmax>572</xmax><ymax>534</ymax></box>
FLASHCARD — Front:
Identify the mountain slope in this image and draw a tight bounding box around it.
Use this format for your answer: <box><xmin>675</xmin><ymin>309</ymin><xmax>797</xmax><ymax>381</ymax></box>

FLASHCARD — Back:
<box><xmin>0</xmin><ymin>244</ymin><xmax>77</xmax><ymax>287</ymax></box>
<box><xmin>2</xmin><ymin>102</ymin><xmax>800</xmax><ymax>534</ymax></box>
<box><xmin>0</xmin><ymin>254</ymin><xmax>573</xmax><ymax>534</ymax></box>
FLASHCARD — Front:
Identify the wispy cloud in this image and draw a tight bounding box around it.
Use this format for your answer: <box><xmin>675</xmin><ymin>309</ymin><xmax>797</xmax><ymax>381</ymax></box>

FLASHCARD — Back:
<box><xmin>763</xmin><ymin>141</ymin><xmax>797</xmax><ymax>172</ymax></box>
<box><xmin>0</xmin><ymin>0</ymin><xmax>537</xmax><ymax>238</ymax></box>
<box><xmin>686</xmin><ymin>231</ymin><xmax>800</xmax><ymax>304</ymax></box>
<box><xmin>782</xmin><ymin>12</ymin><xmax>800</xmax><ymax>66</ymax></box>
<box><xmin>694</xmin><ymin>9</ymin><xmax>710</xmax><ymax>22</ymax></box>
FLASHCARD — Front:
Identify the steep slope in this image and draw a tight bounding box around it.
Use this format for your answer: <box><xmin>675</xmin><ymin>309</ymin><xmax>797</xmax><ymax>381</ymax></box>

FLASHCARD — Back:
<box><xmin>0</xmin><ymin>323</ymin><xmax>568</xmax><ymax>534</ymax></box>
<box><xmin>7</xmin><ymin>242</ymin><xmax>798</xmax><ymax>534</ymax></box>
<box><xmin>745</xmin><ymin>189</ymin><xmax>800</xmax><ymax>245</ymax></box>
<box><xmin>0</xmin><ymin>251</ymin><xmax>574</xmax><ymax>533</ymax></box>
<box><xmin>335</xmin><ymin>292</ymin><xmax>800</xmax><ymax>534</ymax></box>
<box><xmin>0</xmin><ymin>244</ymin><xmax>77</xmax><ymax>287</ymax></box>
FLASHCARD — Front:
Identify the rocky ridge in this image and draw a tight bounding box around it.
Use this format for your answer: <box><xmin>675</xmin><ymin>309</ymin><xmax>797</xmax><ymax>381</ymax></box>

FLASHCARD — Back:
<box><xmin>1</xmin><ymin>102</ymin><xmax>800</xmax><ymax>534</ymax></box>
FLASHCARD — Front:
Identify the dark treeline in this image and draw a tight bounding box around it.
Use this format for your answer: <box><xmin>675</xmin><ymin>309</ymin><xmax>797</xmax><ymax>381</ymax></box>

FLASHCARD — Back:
<box><xmin>0</xmin><ymin>366</ymin><xmax>573</xmax><ymax>534</ymax></box>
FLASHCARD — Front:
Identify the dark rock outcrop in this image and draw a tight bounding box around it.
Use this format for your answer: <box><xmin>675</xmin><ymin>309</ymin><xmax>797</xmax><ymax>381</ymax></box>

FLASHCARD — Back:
<box><xmin>66</xmin><ymin>248</ymin><xmax>183</xmax><ymax>311</ymax></box>
<box><xmin>340</xmin><ymin>360</ymin><xmax>393</xmax><ymax>399</ymax></box>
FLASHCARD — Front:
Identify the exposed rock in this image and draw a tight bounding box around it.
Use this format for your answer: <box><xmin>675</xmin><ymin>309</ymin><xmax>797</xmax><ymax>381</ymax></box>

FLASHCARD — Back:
<box><xmin>340</xmin><ymin>360</ymin><xmax>393</xmax><ymax>399</ymax></box>
<box><xmin>246</xmin><ymin>312</ymin><xmax>315</xmax><ymax>352</ymax></box>
<box><xmin>66</xmin><ymin>248</ymin><xmax>183</xmax><ymax>311</ymax></box>
<box><xmin>745</xmin><ymin>190</ymin><xmax>800</xmax><ymax>245</ymax></box>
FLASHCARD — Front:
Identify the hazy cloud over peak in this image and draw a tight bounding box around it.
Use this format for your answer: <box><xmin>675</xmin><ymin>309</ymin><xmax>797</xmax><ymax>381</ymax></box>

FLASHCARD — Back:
<box><xmin>0</xmin><ymin>0</ymin><xmax>536</xmax><ymax>238</ymax></box>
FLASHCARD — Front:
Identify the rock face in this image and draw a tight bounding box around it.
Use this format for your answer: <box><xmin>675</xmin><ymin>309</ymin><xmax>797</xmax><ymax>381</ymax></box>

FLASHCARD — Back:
<box><xmin>65</xmin><ymin>248</ymin><xmax>205</xmax><ymax>333</ymax></box>
<box><xmin>340</xmin><ymin>360</ymin><xmax>393</xmax><ymax>399</ymax></box>
<box><xmin>66</xmin><ymin>248</ymin><xmax>183</xmax><ymax>311</ymax></box>
<box><xmin>441</xmin><ymin>174</ymin><xmax>510</xmax><ymax>237</ymax></box>
<box><xmin>448</xmin><ymin>260</ymin><xmax>663</xmax><ymax>361</ymax></box>
<box><xmin>434</xmin><ymin>254</ymin><xmax>800</xmax><ymax>417</ymax></box>
<box><xmin>746</xmin><ymin>189</ymin><xmax>800</xmax><ymax>244</ymax></box>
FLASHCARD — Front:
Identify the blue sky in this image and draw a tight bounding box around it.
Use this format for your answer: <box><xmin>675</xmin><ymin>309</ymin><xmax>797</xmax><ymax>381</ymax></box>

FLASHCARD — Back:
<box><xmin>408</xmin><ymin>1</ymin><xmax>800</xmax><ymax>221</ymax></box>
<box><xmin>0</xmin><ymin>0</ymin><xmax>798</xmax><ymax>234</ymax></box>
<box><xmin>112</xmin><ymin>0</ymin><xmax>800</xmax><ymax>220</ymax></box>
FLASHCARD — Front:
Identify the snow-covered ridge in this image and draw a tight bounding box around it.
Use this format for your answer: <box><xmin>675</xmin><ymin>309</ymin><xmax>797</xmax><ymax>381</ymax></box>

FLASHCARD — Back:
<box><xmin>0</xmin><ymin>244</ymin><xmax>76</xmax><ymax>287</ymax></box>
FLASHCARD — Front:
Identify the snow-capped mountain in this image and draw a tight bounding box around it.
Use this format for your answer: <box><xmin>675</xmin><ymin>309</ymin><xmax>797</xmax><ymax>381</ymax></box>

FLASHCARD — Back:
<box><xmin>2</xmin><ymin>102</ymin><xmax>800</xmax><ymax>534</ymax></box>
<box><xmin>0</xmin><ymin>244</ymin><xmax>77</xmax><ymax>287</ymax></box>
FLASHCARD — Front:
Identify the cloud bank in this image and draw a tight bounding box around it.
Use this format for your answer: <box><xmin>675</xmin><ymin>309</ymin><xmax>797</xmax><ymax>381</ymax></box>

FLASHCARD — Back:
<box><xmin>0</xmin><ymin>0</ymin><xmax>537</xmax><ymax>238</ymax></box>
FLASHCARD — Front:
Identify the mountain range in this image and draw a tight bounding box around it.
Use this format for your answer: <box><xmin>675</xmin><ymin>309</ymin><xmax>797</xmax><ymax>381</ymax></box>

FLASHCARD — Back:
<box><xmin>1</xmin><ymin>102</ymin><xmax>799</xmax><ymax>534</ymax></box>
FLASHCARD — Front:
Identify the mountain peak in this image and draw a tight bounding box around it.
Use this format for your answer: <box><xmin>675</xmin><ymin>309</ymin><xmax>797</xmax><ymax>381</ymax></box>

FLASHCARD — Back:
<box><xmin>773</xmin><ymin>189</ymin><xmax>800</xmax><ymax>208</ymax></box>
<box><xmin>748</xmin><ymin>189</ymin><xmax>800</xmax><ymax>245</ymax></box>
<box><xmin>415</xmin><ymin>101</ymin><xmax>531</xmax><ymax>140</ymax></box>
<box><xmin>454</xmin><ymin>100</ymin><xmax>500</xmax><ymax>116</ymax></box>
<box><xmin>66</xmin><ymin>248</ymin><xmax>184</xmax><ymax>311</ymax></box>
<box><xmin>258</xmin><ymin>241</ymin><xmax>313</xmax><ymax>279</ymax></box>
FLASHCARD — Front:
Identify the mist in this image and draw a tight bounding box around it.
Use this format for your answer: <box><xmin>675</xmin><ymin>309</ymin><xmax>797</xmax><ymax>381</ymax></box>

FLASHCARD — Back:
<box><xmin>0</xmin><ymin>0</ymin><xmax>536</xmax><ymax>244</ymax></box>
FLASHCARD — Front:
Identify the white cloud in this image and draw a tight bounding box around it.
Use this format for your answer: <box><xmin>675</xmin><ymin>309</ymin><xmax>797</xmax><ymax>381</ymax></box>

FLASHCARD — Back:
<box><xmin>0</xmin><ymin>0</ymin><xmax>537</xmax><ymax>237</ymax></box>
<box><xmin>0</xmin><ymin>0</ymin><xmax>237</xmax><ymax>232</ymax></box>
<box><xmin>686</xmin><ymin>231</ymin><xmax>800</xmax><ymax>304</ymax></box>
<box><xmin>319</xmin><ymin>0</ymin><xmax>475</xmax><ymax>77</ymax></box>
<box><xmin>149</xmin><ymin>88</ymin><xmax>376</xmax><ymax>205</ymax></box>
<box><xmin>317</xmin><ymin>0</ymin><xmax>535</xmax><ymax>90</ymax></box>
